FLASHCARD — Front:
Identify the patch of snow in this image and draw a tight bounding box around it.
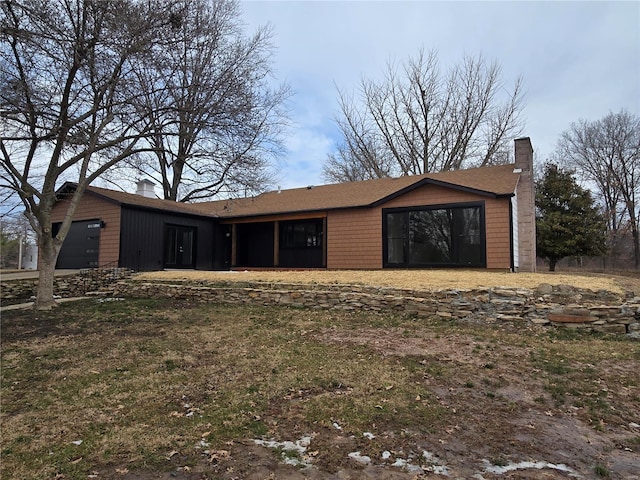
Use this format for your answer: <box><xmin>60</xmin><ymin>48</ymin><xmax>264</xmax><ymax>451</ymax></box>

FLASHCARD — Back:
<box><xmin>363</xmin><ymin>432</ymin><xmax>375</xmax><ymax>440</ymax></box>
<box><xmin>348</xmin><ymin>452</ymin><xmax>371</xmax><ymax>464</ymax></box>
<box><xmin>391</xmin><ymin>457</ymin><xmax>423</xmax><ymax>474</ymax></box>
<box><xmin>428</xmin><ymin>465</ymin><xmax>450</xmax><ymax>476</ymax></box>
<box><xmin>421</xmin><ymin>450</ymin><xmax>450</xmax><ymax>476</ymax></box>
<box><xmin>332</xmin><ymin>422</ymin><xmax>342</xmax><ymax>430</ymax></box>
<box><xmin>385</xmin><ymin>449</ymin><xmax>451</xmax><ymax>476</ymax></box>
<box><xmin>254</xmin><ymin>436</ymin><xmax>314</xmax><ymax>467</ymax></box>
<box><xmin>482</xmin><ymin>459</ymin><xmax>577</xmax><ymax>475</ymax></box>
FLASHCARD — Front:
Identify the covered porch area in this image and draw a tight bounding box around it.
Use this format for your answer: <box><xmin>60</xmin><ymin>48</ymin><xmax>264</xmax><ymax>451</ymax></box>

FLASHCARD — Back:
<box><xmin>222</xmin><ymin>213</ymin><xmax>327</xmax><ymax>269</ymax></box>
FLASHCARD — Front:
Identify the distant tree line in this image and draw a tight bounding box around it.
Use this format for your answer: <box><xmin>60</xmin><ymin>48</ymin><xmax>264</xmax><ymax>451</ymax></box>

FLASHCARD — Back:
<box><xmin>536</xmin><ymin>110</ymin><xmax>639</xmax><ymax>271</ymax></box>
<box><xmin>554</xmin><ymin>110</ymin><xmax>639</xmax><ymax>269</ymax></box>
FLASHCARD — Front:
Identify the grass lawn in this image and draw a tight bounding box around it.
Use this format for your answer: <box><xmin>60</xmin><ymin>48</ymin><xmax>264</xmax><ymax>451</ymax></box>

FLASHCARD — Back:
<box><xmin>1</xmin><ymin>298</ymin><xmax>639</xmax><ymax>479</ymax></box>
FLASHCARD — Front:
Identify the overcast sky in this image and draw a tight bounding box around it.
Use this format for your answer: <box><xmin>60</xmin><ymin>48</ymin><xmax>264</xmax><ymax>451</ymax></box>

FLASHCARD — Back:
<box><xmin>240</xmin><ymin>0</ymin><xmax>640</xmax><ymax>189</ymax></box>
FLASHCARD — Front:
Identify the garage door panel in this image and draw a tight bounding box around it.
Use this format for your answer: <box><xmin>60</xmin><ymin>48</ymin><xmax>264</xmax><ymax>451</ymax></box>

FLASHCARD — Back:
<box><xmin>56</xmin><ymin>220</ymin><xmax>101</xmax><ymax>269</ymax></box>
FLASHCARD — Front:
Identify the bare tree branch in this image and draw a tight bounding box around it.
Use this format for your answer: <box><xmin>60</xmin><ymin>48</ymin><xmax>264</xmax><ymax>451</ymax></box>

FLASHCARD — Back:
<box><xmin>117</xmin><ymin>0</ymin><xmax>290</xmax><ymax>202</ymax></box>
<box><xmin>324</xmin><ymin>49</ymin><xmax>525</xmax><ymax>182</ymax></box>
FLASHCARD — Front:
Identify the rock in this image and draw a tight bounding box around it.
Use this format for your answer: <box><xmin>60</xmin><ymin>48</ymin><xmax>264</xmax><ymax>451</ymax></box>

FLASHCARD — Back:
<box><xmin>593</xmin><ymin>324</ymin><xmax>627</xmax><ymax>334</ymax></box>
<box><xmin>548</xmin><ymin>313</ymin><xmax>593</xmax><ymax>323</ymax></box>
<box><xmin>536</xmin><ymin>283</ymin><xmax>553</xmax><ymax>295</ymax></box>
<box><xmin>492</xmin><ymin>288</ymin><xmax>519</xmax><ymax>297</ymax></box>
<box><xmin>530</xmin><ymin>318</ymin><xmax>550</xmax><ymax>325</ymax></box>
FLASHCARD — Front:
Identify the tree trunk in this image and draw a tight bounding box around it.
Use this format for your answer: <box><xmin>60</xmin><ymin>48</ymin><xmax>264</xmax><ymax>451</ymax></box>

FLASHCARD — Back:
<box><xmin>549</xmin><ymin>258</ymin><xmax>557</xmax><ymax>272</ymax></box>
<box><xmin>36</xmin><ymin>229</ymin><xmax>60</xmax><ymax>310</ymax></box>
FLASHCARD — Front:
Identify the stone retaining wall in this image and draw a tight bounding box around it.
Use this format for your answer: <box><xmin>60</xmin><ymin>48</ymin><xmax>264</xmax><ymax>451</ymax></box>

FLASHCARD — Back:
<box><xmin>3</xmin><ymin>273</ymin><xmax>638</xmax><ymax>336</ymax></box>
<box><xmin>110</xmin><ymin>280</ymin><xmax>640</xmax><ymax>336</ymax></box>
<box><xmin>0</xmin><ymin>268</ymin><xmax>135</xmax><ymax>303</ymax></box>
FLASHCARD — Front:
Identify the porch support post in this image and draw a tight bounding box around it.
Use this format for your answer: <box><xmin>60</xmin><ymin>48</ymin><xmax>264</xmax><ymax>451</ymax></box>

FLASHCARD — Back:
<box><xmin>273</xmin><ymin>221</ymin><xmax>279</xmax><ymax>267</ymax></box>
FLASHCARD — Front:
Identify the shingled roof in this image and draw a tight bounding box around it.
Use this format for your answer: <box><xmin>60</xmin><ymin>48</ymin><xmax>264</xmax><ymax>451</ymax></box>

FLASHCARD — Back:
<box><xmin>204</xmin><ymin>163</ymin><xmax>520</xmax><ymax>218</ymax></box>
<box><xmin>63</xmin><ymin>163</ymin><xmax>519</xmax><ymax>219</ymax></box>
<box><xmin>57</xmin><ymin>183</ymin><xmax>217</xmax><ymax>218</ymax></box>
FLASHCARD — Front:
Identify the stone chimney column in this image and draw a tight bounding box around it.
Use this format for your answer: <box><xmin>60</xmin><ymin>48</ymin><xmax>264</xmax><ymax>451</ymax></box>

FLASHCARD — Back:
<box><xmin>514</xmin><ymin>137</ymin><xmax>536</xmax><ymax>272</ymax></box>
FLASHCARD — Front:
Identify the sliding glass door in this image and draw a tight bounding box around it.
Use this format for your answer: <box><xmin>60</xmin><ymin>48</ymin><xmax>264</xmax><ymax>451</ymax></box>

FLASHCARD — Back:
<box><xmin>383</xmin><ymin>203</ymin><xmax>485</xmax><ymax>268</ymax></box>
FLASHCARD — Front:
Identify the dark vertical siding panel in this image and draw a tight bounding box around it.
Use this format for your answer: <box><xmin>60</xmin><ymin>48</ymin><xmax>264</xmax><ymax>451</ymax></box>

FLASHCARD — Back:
<box><xmin>212</xmin><ymin>224</ymin><xmax>232</xmax><ymax>270</ymax></box>
<box><xmin>120</xmin><ymin>207</ymin><xmax>216</xmax><ymax>271</ymax></box>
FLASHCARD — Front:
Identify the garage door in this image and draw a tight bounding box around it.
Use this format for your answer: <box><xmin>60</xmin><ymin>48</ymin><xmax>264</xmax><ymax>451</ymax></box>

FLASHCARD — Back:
<box><xmin>55</xmin><ymin>220</ymin><xmax>101</xmax><ymax>269</ymax></box>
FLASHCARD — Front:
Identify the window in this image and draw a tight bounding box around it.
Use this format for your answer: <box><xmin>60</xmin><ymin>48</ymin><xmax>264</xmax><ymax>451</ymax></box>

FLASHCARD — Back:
<box><xmin>383</xmin><ymin>203</ymin><xmax>485</xmax><ymax>267</ymax></box>
<box><xmin>386</xmin><ymin>213</ymin><xmax>406</xmax><ymax>264</ymax></box>
<box><xmin>280</xmin><ymin>220</ymin><xmax>322</xmax><ymax>249</ymax></box>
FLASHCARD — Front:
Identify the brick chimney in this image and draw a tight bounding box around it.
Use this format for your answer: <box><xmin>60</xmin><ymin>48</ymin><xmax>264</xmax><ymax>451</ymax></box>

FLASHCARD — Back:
<box><xmin>135</xmin><ymin>179</ymin><xmax>156</xmax><ymax>199</ymax></box>
<box><xmin>514</xmin><ymin>137</ymin><xmax>536</xmax><ymax>272</ymax></box>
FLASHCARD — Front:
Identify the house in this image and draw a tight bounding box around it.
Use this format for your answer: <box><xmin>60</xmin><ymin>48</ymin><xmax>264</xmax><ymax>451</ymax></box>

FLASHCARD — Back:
<box><xmin>50</xmin><ymin>137</ymin><xmax>536</xmax><ymax>272</ymax></box>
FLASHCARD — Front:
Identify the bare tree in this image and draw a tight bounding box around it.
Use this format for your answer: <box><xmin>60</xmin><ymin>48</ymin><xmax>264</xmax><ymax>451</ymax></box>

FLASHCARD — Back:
<box><xmin>0</xmin><ymin>0</ymin><xmax>169</xmax><ymax>309</ymax></box>
<box><xmin>122</xmin><ymin>0</ymin><xmax>290</xmax><ymax>202</ymax></box>
<box><xmin>324</xmin><ymin>49</ymin><xmax>524</xmax><ymax>183</ymax></box>
<box><xmin>557</xmin><ymin>110</ymin><xmax>640</xmax><ymax>268</ymax></box>
<box><xmin>323</xmin><ymin>88</ymin><xmax>394</xmax><ymax>182</ymax></box>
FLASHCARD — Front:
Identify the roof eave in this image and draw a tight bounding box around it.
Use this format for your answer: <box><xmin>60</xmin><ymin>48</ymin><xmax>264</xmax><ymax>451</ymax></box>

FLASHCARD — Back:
<box><xmin>121</xmin><ymin>202</ymin><xmax>219</xmax><ymax>219</ymax></box>
<box><xmin>56</xmin><ymin>182</ymin><xmax>123</xmax><ymax>207</ymax></box>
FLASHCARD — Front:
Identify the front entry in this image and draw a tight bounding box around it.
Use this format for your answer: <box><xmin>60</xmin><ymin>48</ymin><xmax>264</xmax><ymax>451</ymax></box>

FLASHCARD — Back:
<box><xmin>164</xmin><ymin>225</ymin><xmax>196</xmax><ymax>268</ymax></box>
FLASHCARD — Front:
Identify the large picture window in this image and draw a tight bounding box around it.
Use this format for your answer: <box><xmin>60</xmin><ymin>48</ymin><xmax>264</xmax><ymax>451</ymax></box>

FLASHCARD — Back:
<box><xmin>383</xmin><ymin>203</ymin><xmax>485</xmax><ymax>268</ymax></box>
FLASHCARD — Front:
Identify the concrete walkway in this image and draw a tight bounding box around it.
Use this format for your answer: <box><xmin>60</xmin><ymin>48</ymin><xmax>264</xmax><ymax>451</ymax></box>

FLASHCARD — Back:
<box><xmin>1</xmin><ymin>296</ymin><xmax>91</xmax><ymax>312</ymax></box>
<box><xmin>0</xmin><ymin>269</ymin><xmax>81</xmax><ymax>281</ymax></box>
<box><xmin>1</xmin><ymin>270</ymin><xmax>87</xmax><ymax>312</ymax></box>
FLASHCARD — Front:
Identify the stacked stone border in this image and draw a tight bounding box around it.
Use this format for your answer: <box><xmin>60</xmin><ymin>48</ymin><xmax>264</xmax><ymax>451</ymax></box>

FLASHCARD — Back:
<box><xmin>0</xmin><ymin>268</ymin><xmax>135</xmax><ymax>304</ymax></box>
<box><xmin>109</xmin><ymin>279</ymin><xmax>640</xmax><ymax>336</ymax></box>
<box><xmin>2</xmin><ymin>273</ymin><xmax>639</xmax><ymax>336</ymax></box>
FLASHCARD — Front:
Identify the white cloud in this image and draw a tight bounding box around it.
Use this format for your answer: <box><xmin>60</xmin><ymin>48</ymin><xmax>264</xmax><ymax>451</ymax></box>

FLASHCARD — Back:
<box><xmin>275</xmin><ymin>125</ymin><xmax>334</xmax><ymax>190</ymax></box>
<box><xmin>242</xmin><ymin>0</ymin><xmax>640</xmax><ymax>186</ymax></box>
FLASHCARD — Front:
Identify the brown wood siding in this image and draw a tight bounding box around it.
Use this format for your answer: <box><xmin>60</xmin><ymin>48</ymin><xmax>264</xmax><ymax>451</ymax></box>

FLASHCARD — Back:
<box><xmin>484</xmin><ymin>200</ymin><xmax>511</xmax><ymax>269</ymax></box>
<box><xmin>51</xmin><ymin>194</ymin><xmax>121</xmax><ymax>266</ymax></box>
<box><xmin>327</xmin><ymin>184</ymin><xmax>512</xmax><ymax>270</ymax></box>
<box><xmin>327</xmin><ymin>208</ymin><xmax>382</xmax><ymax>268</ymax></box>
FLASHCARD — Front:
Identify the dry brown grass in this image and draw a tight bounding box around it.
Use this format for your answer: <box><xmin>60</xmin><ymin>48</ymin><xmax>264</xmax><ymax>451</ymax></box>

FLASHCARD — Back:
<box><xmin>137</xmin><ymin>269</ymin><xmax>639</xmax><ymax>295</ymax></box>
<box><xmin>2</xmin><ymin>298</ymin><xmax>639</xmax><ymax>479</ymax></box>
